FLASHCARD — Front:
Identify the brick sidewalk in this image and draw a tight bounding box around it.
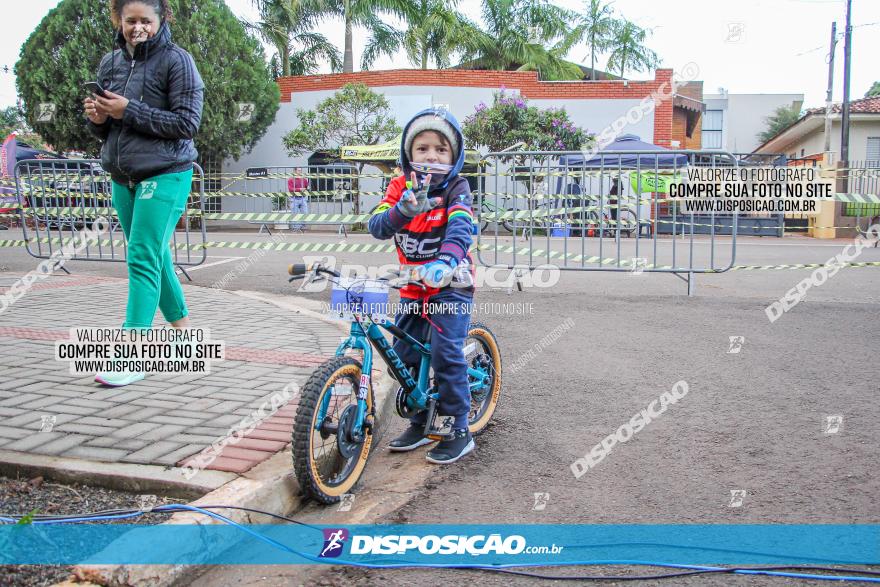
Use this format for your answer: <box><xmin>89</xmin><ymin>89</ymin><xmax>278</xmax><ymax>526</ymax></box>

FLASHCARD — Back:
<box><xmin>0</xmin><ymin>274</ymin><xmax>345</xmax><ymax>475</ymax></box>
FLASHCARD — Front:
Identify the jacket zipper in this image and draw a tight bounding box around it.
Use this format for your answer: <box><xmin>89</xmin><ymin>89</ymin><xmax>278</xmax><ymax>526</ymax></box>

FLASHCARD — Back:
<box><xmin>117</xmin><ymin>56</ymin><xmax>137</xmax><ymax>187</ymax></box>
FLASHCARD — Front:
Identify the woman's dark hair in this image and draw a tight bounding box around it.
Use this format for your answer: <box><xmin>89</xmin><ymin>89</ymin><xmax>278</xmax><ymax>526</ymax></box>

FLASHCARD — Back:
<box><xmin>109</xmin><ymin>0</ymin><xmax>175</xmax><ymax>28</ymax></box>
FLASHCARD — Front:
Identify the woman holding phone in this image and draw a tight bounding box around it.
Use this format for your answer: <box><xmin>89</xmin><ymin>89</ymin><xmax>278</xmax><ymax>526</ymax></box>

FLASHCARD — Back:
<box><xmin>83</xmin><ymin>0</ymin><xmax>204</xmax><ymax>387</ymax></box>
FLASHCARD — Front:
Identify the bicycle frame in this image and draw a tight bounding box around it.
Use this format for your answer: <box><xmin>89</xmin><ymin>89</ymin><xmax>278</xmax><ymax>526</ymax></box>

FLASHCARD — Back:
<box><xmin>314</xmin><ymin>308</ymin><xmax>491</xmax><ymax>435</ymax></box>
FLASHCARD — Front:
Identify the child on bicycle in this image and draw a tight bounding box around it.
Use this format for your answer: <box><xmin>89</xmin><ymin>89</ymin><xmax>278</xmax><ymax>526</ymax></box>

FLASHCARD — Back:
<box><xmin>368</xmin><ymin>107</ymin><xmax>476</xmax><ymax>464</ymax></box>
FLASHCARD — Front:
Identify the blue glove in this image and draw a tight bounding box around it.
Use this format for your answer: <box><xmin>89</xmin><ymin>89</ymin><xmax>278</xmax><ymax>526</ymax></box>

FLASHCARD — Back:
<box><xmin>418</xmin><ymin>259</ymin><xmax>457</xmax><ymax>288</ymax></box>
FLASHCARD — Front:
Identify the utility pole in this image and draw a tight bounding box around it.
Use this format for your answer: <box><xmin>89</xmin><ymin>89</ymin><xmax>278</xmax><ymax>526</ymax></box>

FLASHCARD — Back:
<box><xmin>840</xmin><ymin>0</ymin><xmax>853</xmax><ymax>167</ymax></box>
<box><xmin>823</xmin><ymin>22</ymin><xmax>837</xmax><ymax>165</ymax></box>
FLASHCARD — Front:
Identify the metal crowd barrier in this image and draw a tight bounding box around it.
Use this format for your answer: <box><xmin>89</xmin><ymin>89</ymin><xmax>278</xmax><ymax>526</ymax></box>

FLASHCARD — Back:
<box><xmin>839</xmin><ymin>161</ymin><xmax>880</xmax><ymax>242</ymax></box>
<box><xmin>475</xmin><ymin>149</ymin><xmax>741</xmax><ymax>295</ymax></box>
<box><xmin>205</xmin><ymin>164</ymin><xmax>386</xmax><ymax>235</ymax></box>
<box><xmin>13</xmin><ymin>159</ymin><xmax>207</xmax><ymax>279</ymax></box>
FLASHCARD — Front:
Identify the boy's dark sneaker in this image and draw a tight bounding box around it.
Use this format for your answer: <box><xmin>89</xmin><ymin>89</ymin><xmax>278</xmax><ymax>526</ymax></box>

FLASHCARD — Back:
<box><xmin>388</xmin><ymin>424</ymin><xmax>435</xmax><ymax>452</ymax></box>
<box><xmin>426</xmin><ymin>428</ymin><xmax>474</xmax><ymax>464</ymax></box>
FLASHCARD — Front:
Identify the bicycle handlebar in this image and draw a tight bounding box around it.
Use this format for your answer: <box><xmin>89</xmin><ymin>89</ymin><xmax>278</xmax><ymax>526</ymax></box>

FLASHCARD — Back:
<box><xmin>287</xmin><ymin>262</ymin><xmax>425</xmax><ymax>290</ymax></box>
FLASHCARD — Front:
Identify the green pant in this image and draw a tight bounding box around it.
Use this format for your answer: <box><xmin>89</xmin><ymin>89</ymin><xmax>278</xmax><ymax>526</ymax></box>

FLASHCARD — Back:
<box><xmin>111</xmin><ymin>169</ymin><xmax>193</xmax><ymax>329</ymax></box>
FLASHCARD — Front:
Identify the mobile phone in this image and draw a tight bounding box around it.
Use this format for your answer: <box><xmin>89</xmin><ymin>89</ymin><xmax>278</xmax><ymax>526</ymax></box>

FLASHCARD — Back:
<box><xmin>83</xmin><ymin>81</ymin><xmax>108</xmax><ymax>98</ymax></box>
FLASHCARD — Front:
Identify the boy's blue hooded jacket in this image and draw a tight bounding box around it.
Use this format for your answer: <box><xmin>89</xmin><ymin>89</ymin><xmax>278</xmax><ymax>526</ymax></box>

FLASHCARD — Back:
<box><xmin>368</xmin><ymin>108</ymin><xmax>475</xmax><ymax>300</ymax></box>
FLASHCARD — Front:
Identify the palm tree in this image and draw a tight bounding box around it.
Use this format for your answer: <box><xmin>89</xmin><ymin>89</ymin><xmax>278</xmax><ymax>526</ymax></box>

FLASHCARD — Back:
<box><xmin>605</xmin><ymin>19</ymin><xmax>659</xmax><ymax>78</ymax></box>
<box><xmin>318</xmin><ymin>0</ymin><xmax>417</xmax><ymax>73</ymax></box>
<box><xmin>561</xmin><ymin>0</ymin><xmax>618</xmax><ymax>80</ymax></box>
<box><xmin>245</xmin><ymin>0</ymin><xmax>341</xmax><ymax>77</ymax></box>
<box><xmin>360</xmin><ymin>0</ymin><xmax>471</xmax><ymax>70</ymax></box>
<box><xmin>457</xmin><ymin>0</ymin><xmax>582</xmax><ymax>81</ymax></box>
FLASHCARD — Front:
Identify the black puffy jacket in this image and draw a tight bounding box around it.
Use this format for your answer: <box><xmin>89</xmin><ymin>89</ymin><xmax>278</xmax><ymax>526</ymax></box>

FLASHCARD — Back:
<box><xmin>87</xmin><ymin>22</ymin><xmax>204</xmax><ymax>186</ymax></box>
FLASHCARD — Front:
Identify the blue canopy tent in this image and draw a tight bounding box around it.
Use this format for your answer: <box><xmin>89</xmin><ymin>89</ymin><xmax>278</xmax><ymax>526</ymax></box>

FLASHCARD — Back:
<box><xmin>552</xmin><ymin>135</ymin><xmax>690</xmax><ymax>236</ymax></box>
<box><xmin>557</xmin><ymin>134</ymin><xmax>689</xmax><ymax>169</ymax></box>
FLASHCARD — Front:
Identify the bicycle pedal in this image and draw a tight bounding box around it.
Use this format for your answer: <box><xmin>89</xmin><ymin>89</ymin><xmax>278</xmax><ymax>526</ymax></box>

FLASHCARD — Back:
<box><xmin>423</xmin><ymin>403</ymin><xmax>456</xmax><ymax>441</ymax></box>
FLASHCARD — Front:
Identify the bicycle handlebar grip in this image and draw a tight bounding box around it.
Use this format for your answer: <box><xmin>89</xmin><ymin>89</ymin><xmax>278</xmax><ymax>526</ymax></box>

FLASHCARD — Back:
<box><xmin>288</xmin><ymin>263</ymin><xmax>308</xmax><ymax>276</ymax></box>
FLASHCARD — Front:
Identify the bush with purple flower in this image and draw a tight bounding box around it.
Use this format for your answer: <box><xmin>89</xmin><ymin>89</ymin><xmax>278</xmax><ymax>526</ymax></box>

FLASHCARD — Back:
<box><xmin>462</xmin><ymin>89</ymin><xmax>594</xmax><ymax>157</ymax></box>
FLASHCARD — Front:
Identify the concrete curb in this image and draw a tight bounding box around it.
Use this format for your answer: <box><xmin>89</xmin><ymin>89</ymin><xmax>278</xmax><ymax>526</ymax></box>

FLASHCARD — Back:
<box><xmin>0</xmin><ymin>450</ymin><xmax>235</xmax><ymax>500</ymax></box>
<box><xmin>61</xmin><ymin>292</ymin><xmax>400</xmax><ymax>587</ymax></box>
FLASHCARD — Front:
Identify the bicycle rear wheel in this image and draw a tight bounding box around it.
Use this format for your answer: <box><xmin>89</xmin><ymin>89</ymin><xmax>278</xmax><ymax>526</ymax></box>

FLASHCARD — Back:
<box><xmin>464</xmin><ymin>322</ymin><xmax>502</xmax><ymax>434</ymax></box>
<box><xmin>292</xmin><ymin>356</ymin><xmax>372</xmax><ymax>504</ymax></box>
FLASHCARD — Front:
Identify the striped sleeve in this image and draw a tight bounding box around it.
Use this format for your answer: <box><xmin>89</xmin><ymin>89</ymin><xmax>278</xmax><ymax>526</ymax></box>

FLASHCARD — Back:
<box><xmin>437</xmin><ymin>178</ymin><xmax>474</xmax><ymax>266</ymax></box>
<box><xmin>368</xmin><ymin>176</ymin><xmax>409</xmax><ymax>239</ymax></box>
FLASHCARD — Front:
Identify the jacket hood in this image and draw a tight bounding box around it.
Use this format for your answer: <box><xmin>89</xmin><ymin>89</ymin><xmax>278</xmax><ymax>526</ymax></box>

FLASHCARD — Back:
<box><xmin>399</xmin><ymin>107</ymin><xmax>465</xmax><ymax>190</ymax></box>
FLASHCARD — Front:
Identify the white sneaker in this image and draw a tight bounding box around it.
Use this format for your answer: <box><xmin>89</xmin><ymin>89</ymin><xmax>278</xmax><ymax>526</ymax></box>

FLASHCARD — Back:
<box><xmin>95</xmin><ymin>360</ymin><xmax>145</xmax><ymax>387</ymax></box>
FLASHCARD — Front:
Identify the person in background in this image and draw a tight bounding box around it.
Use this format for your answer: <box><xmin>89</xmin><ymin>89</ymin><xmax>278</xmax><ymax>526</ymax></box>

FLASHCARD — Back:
<box><xmin>288</xmin><ymin>167</ymin><xmax>309</xmax><ymax>231</ymax></box>
<box><xmin>609</xmin><ymin>178</ymin><xmax>620</xmax><ymax>223</ymax></box>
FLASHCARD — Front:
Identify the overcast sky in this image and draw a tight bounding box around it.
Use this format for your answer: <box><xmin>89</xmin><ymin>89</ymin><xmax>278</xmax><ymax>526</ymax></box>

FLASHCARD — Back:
<box><xmin>1</xmin><ymin>0</ymin><xmax>877</xmax><ymax>109</ymax></box>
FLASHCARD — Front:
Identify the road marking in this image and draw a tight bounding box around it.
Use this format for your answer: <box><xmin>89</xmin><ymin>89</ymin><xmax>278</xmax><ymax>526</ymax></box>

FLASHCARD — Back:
<box><xmin>176</xmin><ymin>257</ymin><xmax>243</xmax><ymax>273</ymax></box>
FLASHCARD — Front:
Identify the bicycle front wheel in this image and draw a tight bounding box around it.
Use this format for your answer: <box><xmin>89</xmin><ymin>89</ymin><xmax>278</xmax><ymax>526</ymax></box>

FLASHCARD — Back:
<box><xmin>292</xmin><ymin>356</ymin><xmax>372</xmax><ymax>504</ymax></box>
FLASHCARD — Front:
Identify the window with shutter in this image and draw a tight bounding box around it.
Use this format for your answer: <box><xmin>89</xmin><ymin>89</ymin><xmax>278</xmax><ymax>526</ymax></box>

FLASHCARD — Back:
<box><xmin>867</xmin><ymin>137</ymin><xmax>880</xmax><ymax>165</ymax></box>
<box><xmin>701</xmin><ymin>110</ymin><xmax>723</xmax><ymax>149</ymax></box>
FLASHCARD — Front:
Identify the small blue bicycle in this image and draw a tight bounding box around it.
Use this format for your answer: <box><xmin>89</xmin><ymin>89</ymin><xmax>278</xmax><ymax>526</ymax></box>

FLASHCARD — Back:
<box><xmin>286</xmin><ymin>262</ymin><xmax>502</xmax><ymax>504</ymax></box>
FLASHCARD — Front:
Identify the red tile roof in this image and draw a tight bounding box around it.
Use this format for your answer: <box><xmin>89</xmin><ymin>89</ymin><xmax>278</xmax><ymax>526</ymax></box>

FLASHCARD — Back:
<box><xmin>807</xmin><ymin>96</ymin><xmax>880</xmax><ymax>115</ymax></box>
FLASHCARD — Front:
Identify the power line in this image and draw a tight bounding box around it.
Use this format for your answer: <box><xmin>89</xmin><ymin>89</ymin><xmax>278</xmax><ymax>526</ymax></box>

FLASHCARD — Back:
<box><xmin>793</xmin><ymin>21</ymin><xmax>876</xmax><ymax>57</ymax></box>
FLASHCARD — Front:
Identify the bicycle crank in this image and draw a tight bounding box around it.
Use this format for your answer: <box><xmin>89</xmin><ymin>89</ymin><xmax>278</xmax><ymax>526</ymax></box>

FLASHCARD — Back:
<box><xmin>395</xmin><ymin>386</ymin><xmax>421</xmax><ymax>419</ymax></box>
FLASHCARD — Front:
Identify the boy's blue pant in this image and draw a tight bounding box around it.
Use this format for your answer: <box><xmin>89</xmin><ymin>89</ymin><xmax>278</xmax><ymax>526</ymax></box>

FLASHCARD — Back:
<box><xmin>392</xmin><ymin>289</ymin><xmax>473</xmax><ymax>430</ymax></box>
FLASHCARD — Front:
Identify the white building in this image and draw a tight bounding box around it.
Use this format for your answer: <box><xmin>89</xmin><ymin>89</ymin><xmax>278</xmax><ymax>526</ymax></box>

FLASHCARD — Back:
<box><xmin>701</xmin><ymin>90</ymin><xmax>804</xmax><ymax>154</ymax></box>
<box><xmin>753</xmin><ymin>96</ymin><xmax>880</xmax><ymax>164</ymax></box>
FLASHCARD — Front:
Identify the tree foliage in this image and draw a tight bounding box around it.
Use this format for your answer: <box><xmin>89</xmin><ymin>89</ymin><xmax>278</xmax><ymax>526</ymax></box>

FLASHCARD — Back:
<box><xmin>457</xmin><ymin>0</ymin><xmax>584</xmax><ymax>81</ymax></box>
<box><xmin>15</xmin><ymin>0</ymin><xmax>279</xmax><ymax>162</ymax></box>
<box><xmin>605</xmin><ymin>19</ymin><xmax>659</xmax><ymax>78</ymax></box>
<box><xmin>757</xmin><ymin>104</ymin><xmax>803</xmax><ymax>144</ymax></box>
<box><xmin>282</xmin><ymin>83</ymin><xmax>400</xmax><ymax>157</ymax></box>
<box><xmin>244</xmin><ymin>0</ymin><xmax>340</xmax><ymax>78</ymax></box>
